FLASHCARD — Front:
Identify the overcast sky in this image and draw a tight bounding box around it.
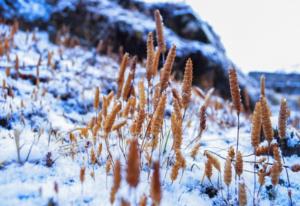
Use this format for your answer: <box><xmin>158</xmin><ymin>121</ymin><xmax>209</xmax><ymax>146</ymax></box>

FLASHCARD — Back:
<box><xmin>145</xmin><ymin>0</ymin><xmax>300</xmax><ymax>73</ymax></box>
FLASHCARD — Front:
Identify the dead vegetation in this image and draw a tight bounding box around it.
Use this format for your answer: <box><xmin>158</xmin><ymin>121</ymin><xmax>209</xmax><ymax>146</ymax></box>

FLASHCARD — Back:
<box><xmin>0</xmin><ymin>10</ymin><xmax>299</xmax><ymax>206</ymax></box>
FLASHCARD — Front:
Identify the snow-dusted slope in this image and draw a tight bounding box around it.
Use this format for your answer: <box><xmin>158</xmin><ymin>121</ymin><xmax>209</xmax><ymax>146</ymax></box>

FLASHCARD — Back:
<box><xmin>0</xmin><ymin>25</ymin><xmax>299</xmax><ymax>206</ymax></box>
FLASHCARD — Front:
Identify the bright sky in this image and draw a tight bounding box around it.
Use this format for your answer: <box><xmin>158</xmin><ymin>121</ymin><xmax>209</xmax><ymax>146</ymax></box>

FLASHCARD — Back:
<box><xmin>145</xmin><ymin>0</ymin><xmax>300</xmax><ymax>73</ymax></box>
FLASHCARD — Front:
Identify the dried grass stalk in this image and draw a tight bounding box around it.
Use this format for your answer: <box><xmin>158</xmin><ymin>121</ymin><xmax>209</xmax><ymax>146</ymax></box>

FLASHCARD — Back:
<box><xmin>123</xmin><ymin>56</ymin><xmax>137</xmax><ymax>100</ymax></box>
<box><xmin>199</xmin><ymin>105</ymin><xmax>206</xmax><ymax>133</ymax></box>
<box><xmin>224</xmin><ymin>156</ymin><xmax>232</xmax><ymax>186</ymax></box>
<box><xmin>153</xmin><ymin>84</ymin><xmax>161</xmax><ymax>111</ymax></box>
<box><xmin>235</xmin><ymin>151</ymin><xmax>243</xmax><ymax>177</ymax></box>
<box><xmin>260</xmin><ymin>75</ymin><xmax>265</xmax><ymax>97</ymax></box>
<box><xmin>146</xmin><ymin>32</ymin><xmax>155</xmax><ymax>82</ymax></box>
<box><xmin>80</xmin><ymin>166</ymin><xmax>85</xmax><ymax>184</ymax></box>
<box><xmin>122</xmin><ymin>96</ymin><xmax>136</xmax><ymax>118</ymax></box>
<box><xmin>160</xmin><ymin>45</ymin><xmax>176</xmax><ymax>91</ymax></box>
<box><xmin>139</xmin><ymin>195</ymin><xmax>147</xmax><ymax>206</ymax></box>
<box><xmin>272</xmin><ymin>145</ymin><xmax>283</xmax><ymax>172</ymax></box>
<box><xmin>278</xmin><ymin>98</ymin><xmax>287</xmax><ymax>139</ymax></box>
<box><xmin>171</xmin><ymin>160</ymin><xmax>180</xmax><ymax>181</ymax></box>
<box><xmin>204</xmin><ymin>151</ymin><xmax>221</xmax><ymax>172</ymax></box>
<box><xmin>150</xmin><ymin>161</ymin><xmax>162</xmax><ymax>206</ymax></box>
<box><xmin>131</xmin><ymin>108</ymin><xmax>146</xmax><ymax>136</ymax></box>
<box><xmin>255</xmin><ymin>144</ymin><xmax>277</xmax><ymax>156</ymax></box>
<box><xmin>94</xmin><ymin>87</ymin><xmax>100</xmax><ymax>110</ymax></box>
<box><xmin>138</xmin><ymin>80</ymin><xmax>146</xmax><ymax>111</ymax></box>
<box><xmin>238</xmin><ymin>182</ymin><xmax>247</xmax><ymax>206</ymax></box>
<box><xmin>112</xmin><ymin>120</ymin><xmax>127</xmax><ymax>131</ymax></box>
<box><xmin>228</xmin><ymin>68</ymin><xmax>241</xmax><ymax>114</ymax></box>
<box><xmin>104</xmin><ymin>102</ymin><xmax>122</xmax><ymax>135</ymax></box>
<box><xmin>172</xmin><ymin>88</ymin><xmax>183</xmax><ymax>108</ymax></box>
<box><xmin>258</xmin><ymin>169</ymin><xmax>265</xmax><ymax>186</ymax></box>
<box><xmin>173</xmin><ymin>97</ymin><xmax>182</xmax><ymax>124</ymax></box>
<box><xmin>190</xmin><ymin>144</ymin><xmax>200</xmax><ymax>159</ymax></box>
<box><xmin>117</xmin><ymin>53</ymin><xmax>129</xmax><ymax>98</ymax></box>
<box><xmin>152</xmin><ymin>49</ymin><xmax>161</xmax><ymax>77</ymax></box>
<box><xmin>154</xmin><ymin>10</ymin><xmax>166</xmax><ymax>53</ymax></box>
<box><xmin>205</xmin><ymin>158</ymin><xmax>213</xmax><ymax>180</ymax></box>
<box><xmin>271</xmin><ymin>162</ymin><xmax>281</xmax><ymax>186</ymax></box>
<box><xmin>260</xmin><ymin>97</ymin><xmax>274</xmax><ymax>143</ymax></box>
<box><xmin>126</xmin><ymin>139</ymin><xmax>140</xmax><ymax>188</ymax></box>
<box><xmin>151</xmin><ymin>93</ymin><xmax>166</xmax><ymax>147</ymax></box>
<box><xmin>90</xmin><ymin>148</ymin><xmax>97</xmax><ymax>165</ymax></box>
<box><xmin>110</xmin><ymin>159</ymin><xmax>121</xmax><ymax>204</ymax></box>
<box><xmin>171</xmin><ymin>113</ymin><xmax>182</xmax><ymax>150</ymax></box>
<box><xmin>228</xmin><ymin>146</ymin><xmax>235</xmax><ymax>160</ymax></box>
<box><xmin>181</xmin><ymin>58</ymin><xmax>193</xmax><ymax>109</ymax></box>
<box><xmin>251</xmin><ymin>102</ymin><xmax>262</xmax><ymax>148</ymax></box>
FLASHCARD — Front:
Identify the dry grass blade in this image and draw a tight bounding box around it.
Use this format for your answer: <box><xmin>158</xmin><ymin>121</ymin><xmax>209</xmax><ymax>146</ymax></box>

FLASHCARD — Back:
<box><xmin>160</xmin><ymin>45</ymin><xmax>176</xmax><ymax>92</ymax></box>
<box><xmin>151</xmin><ymin>93</ymin><xmax>166</xmax><ymax>147</ymax></box>
<box><xmin>110</xmin><ymin>159</ymin><xmax>121</xmax><ymax>204</ymax></box>
<box><xmin>235</xmin><ymin>151</ymin><xmax>243</xmax><ymax>177</ymax></box>
<box><xmin>126</xmin><ymin>139</ymin><xmax>140</xmax><ymax>188</ymax></box>
<box><xmin>138</xmin><ymin>80</ymin><xmax>146</xmax><ymax>111</ymax></box>
<box><xmin>146</xmin><ymin>32</ymin><xmax>155</xmax><ymax>82</ymax></box>
<box><xmin>117</xmin><ymin>53</ymin><xmax>129</xmax><ymax>98</ymax></box>
<box><xmin>278</xmin><ymin>98</ymin><xmax>287</xmax><ymax>139</ymax></box>
<box><xmin>203</xmin><ymin>88</ymin><xmax>214</xmax><ymax>108</ymax></box>
<box><xmin>224</xmin><ymin>156</ymin><xmax>232</xmax><ymax>186</ymax></box>
<box><xmin>199</xmin><ymin>105</ymin><xmax>206</xmax><ymax>134</ymax></box>
<box><xmin>139</xmin><ymin>195</ymin><xmax>147</xmax><ymax>206</ymax></box>
<box><xmin>104</xmin><ymin>102</ymin><xmax>122</xmax><ymax>135</ymax></box>
<box><xmin>251</xmin><ymin>102</ymin><xmax>262</xmax><ymax>148</ymax></box>
<box><xmin>94</xmin><ymin>87</ymin><xmax>100</xmax><ymax>110</ymax></box>
<box><xmin>171</xmin><ymin>113</ymin><xmax>182</xmax><ymax>150</ymax></box>
<box><xmin>205</xmin><ymin>158</ymin><xmax>213</xmax><ymax>180</ymax></box>
<box><xmin>172</xmin><ymin>88</ymin><xmax>183</xmax><ymax>108</ymax></box>
<box><xmin>154</xmin><ymin>10</ymin><xmax>166</xmax><ymax>53</ymax></box>
<box><xmin>181</xmin><ymin>58</ymin><xmax>193</xmax><ymax>109</ymax></box>
<box><xmin>271</xmin><ymin>162</ymin><xmax>281</xmax><ymax>186</ymax></box>
<box><xmin>260</xmin><ymin>96</ymin><xmax>274</xmax><ymax>143</ymax></box>
<box><xmin>150</xmin><ymin>161</ymin><xmax>162</xmax><ymax>206</ymax></box>
<box><xmin>228</xmin><ymin>68</ymin><xmax>241</xmax><ymax>114</ymax></box>
<box><xmin>260</xmin><ymin>75</ymin><xmax>265</xmax><ymax>97</ymax></box>
<box><xmin>204</xmin><ymin>151</ymin><xmax>221</xmax><ymax>172</ymax></box>
<box><xmin>152</xmin><ymin>49</ymin><xmax>161</xmax><ymax>77</ymax></box>
<box><xmin>238</xmin><ymin>182</ymin><xmax>247</xmax><ymax>206</ymax></box>
<box><xmin>122</xmin><ymin>56</ymin><xmax>137</xmax><ymax>100</ymax></box>
<box><xmin>153</xmin><ymin>84</ymin><xmax>161</xmax><ymax>111</ymax></box>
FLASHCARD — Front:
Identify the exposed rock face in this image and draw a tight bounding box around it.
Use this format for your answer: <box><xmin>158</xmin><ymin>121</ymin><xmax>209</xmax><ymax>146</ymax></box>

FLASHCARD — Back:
<box><xmin>0</xmin><ymin>0</ymin><xmax>256</xmax><ymax>101</ymax></box>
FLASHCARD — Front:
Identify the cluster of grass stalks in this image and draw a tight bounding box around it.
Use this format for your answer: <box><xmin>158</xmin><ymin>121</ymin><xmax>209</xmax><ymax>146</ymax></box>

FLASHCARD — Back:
<box><xmin>54</xmin><ymin>10</ymin><xmax>300</xmax><ymax>205</ymax></box>
<box><xmin>1</xmin><ymin>12</ymin><xmax>300</xmax><ymax>206</ymax></box>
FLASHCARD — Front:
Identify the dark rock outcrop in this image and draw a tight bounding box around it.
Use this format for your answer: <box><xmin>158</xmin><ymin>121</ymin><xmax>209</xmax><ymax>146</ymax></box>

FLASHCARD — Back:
<box><xmin>0</xmin><ymin>0</ymin><xmax>257</xmax><ymax>102</ymax></box>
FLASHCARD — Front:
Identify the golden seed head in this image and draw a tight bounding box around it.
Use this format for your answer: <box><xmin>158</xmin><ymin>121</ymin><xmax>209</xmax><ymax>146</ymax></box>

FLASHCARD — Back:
<box><xmin>251</xmin><ymin>102</ymin><xmax>262</xmax><ymax>148</ymax></box>
<box><xmin>160</xmin><ymin>45</ymin><xmax>176</xmax><ymax>91</ymax></box>
<box><xmin>150</xmin><ymin>161</ymin><xmax>162</xmax><ymax>205</ymax></box>
<box><xmin>154</xmin><ymin>10</ymin><xmax>166</xmax><ymax>53</ymax></box>
<box><xmin>260</xmin><ymin>97</ymin><xmax>274</xmax><ymax>143</ymax></box>
<box><xmin>228</xmin><ymin>68</ymin><xmax>241</xmax><ymax>114</ymax></box>
<box><xmin>181</xmin><ymin>58</ymin><xmax>193</xmax><ymax>109</ymax></box>
<box><xmin>278</xmin><ymin>98</ymin><xmax>287</xmax><ymax>139</ymax></box>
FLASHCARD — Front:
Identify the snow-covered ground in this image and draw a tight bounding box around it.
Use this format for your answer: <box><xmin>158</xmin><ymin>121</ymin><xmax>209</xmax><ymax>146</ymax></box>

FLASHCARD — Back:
<box><xmin>0</xmin><ymin>25</ymin><xmax>299</xmax><ymax>206</ymax></box>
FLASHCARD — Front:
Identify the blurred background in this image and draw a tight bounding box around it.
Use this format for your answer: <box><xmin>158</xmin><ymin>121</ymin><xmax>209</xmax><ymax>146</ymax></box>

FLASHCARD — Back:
<box><xmin>147</xmin><ymin>0</ymin><xmax>300</xmax><ymax>73</ymax></box>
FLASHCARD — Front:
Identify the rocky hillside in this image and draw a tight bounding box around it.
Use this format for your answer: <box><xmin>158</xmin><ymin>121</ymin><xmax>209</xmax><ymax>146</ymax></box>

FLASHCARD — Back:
<box><xmin>0</xmin><ymin>0</ymin><xmax>259</xmax><ymax>102</ymax></box>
